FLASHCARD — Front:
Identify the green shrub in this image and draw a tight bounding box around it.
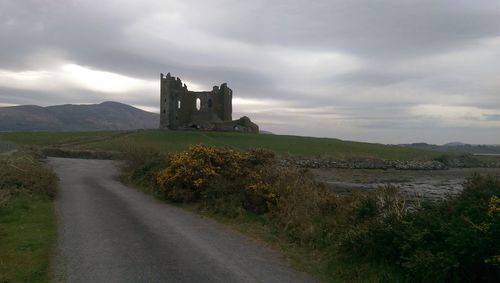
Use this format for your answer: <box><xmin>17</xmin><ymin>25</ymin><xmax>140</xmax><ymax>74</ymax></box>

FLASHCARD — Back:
<box><xmin>200</xmin><ymin>176</ymin><xmax>247</xmax><ymax>217</ymax></box>
<box><xmin>402</xmin><ymin>249</ymin><xmax>458</xmax><ymax>283</ymax></box>
<box><xmin>266</xmin><ymin>166</ymin><xmax>336</xmax><ymax>246</ymax></box>
<box><xmin>341</xmin><ymin>175</ymin><xmax>500</xmax><ymax>282</ymax></box>
<box><xmin>120</xmin><ymin>144</ymin><xmax>171</xmax><ymax>188</ymax></box>
<box><xmin>0</xmin><ymin>155</ymin><xmax>57</xmax><ymax>206</ymax></box>
<box><xmin>334</xmin><ymin>186</ymin><xmax>408</xmax><ymax>261</ymax></box>
<box><xmin>400</xmin><ymin>175</ymin><xmax>500</xmax><ymax>282</ymax></box>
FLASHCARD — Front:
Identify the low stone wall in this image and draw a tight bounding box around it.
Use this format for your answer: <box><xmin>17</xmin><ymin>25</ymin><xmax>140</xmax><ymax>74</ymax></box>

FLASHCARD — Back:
<box><xmin>443</xmin><ymin>158</ymin><xmax>500</xmax><ymax>168</ymax></box>
<box><xmin>40</xmin><ymin>148</ymin><xmax>121</xmax><ymax>160</ymax></box>
<box><xmin>281</xmin><ymin>157</ymin><xmax>500</xmax><ymax>170</ymax></box>
<box><xmin>280</xmin><ymin>158</ymin><xmax>447</xmax><ymax>170</ymax></box>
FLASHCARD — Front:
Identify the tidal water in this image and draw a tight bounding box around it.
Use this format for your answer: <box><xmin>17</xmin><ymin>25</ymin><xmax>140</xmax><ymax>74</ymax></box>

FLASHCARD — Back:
<box><xmin>312</xmin><ymin>167</ymin><xmax>500</xmax><ymax>199</ymax></box>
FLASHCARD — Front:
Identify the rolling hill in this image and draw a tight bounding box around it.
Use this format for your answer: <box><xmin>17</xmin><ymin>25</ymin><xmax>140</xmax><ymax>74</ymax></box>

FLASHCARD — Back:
<box><xmin>0</xmin><ymin>101</ymin><xmax>159</xmax><ymax>131</ymax></box>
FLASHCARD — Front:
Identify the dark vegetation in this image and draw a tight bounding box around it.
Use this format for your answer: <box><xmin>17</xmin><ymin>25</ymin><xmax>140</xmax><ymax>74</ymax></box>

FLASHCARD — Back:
<box><xmin>122</xmin><ymin>144</ymin><xmax>500</xmax><ymax>282</ymax></box>
<box><xmin>0</xmin><ymin>152</ymin><xmax>57</xmax><ymax>282</ymax></box>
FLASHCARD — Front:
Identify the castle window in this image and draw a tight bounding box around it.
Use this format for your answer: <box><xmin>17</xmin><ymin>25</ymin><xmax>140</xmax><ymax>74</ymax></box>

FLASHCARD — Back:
<box><xmin>196</xmin><ymin>98</ymin><xmax>201</xmax><ymax>111</ymax></box>
<box><xmin>208</xmin><ymin>98</ymin><xmax>213</xmax><ymax>108</ymax></box>
<box><xmin>178</xmin><ymin>100</ymin><xmax>181</xmax><ymax>109</ymax></box>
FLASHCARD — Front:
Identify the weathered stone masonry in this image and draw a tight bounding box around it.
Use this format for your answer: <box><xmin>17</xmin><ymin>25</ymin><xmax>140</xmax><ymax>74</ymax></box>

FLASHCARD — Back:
<box><xmin>159</xmin><ymin>73</ymin><xmax>258</xmax><ymax>133</ymax></box>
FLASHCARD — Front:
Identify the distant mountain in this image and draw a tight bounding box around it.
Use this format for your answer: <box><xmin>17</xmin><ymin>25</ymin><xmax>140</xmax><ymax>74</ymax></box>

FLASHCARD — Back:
<box><xmin>399</xmin><ymin>142</ymin><xmax>500</xmax><ymax>155</ymax></box>
<box><xmin>0</xmin><ymin>101</ymin><xmax>159</xmax><ymax>131</ymax></box>
<box><xmin>443</xmin><ymin>142</ymin><xmax>467</xmax><ymax>146</ymax></box>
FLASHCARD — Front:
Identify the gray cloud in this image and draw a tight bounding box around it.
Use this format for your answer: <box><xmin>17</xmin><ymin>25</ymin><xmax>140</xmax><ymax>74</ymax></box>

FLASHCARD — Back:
<box><xmin>486</xmin><ymin>115</ymin><xmax>500</xmax><ymax>121</ymax></box>
<box><xmin>1</xmin><ymin>0</ymin><xmax>499</xmax><ymax>144</ymax></box>
<box><xmin>199</xmin><ymin>0</ymin><xmax>500</xmax><ymax>59</ymax></box>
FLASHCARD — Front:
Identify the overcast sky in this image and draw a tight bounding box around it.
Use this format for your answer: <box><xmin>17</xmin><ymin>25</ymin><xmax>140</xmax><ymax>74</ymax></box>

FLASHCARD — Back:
<box><xmin>1</xmin><ymin>0</ymin><xmax>500</xmax><ymax>144</ymax></box>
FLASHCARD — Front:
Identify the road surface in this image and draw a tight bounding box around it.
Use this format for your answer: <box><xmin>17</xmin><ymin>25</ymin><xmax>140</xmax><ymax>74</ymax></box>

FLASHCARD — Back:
<box><xmin>49</xmin><ymin>158</ymin><xmax>315</xmax><ymax>283</ymax></box>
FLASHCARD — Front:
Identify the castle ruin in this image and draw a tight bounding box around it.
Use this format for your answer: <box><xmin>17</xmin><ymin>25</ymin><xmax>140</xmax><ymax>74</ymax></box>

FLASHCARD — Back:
<box><xmin>159</xmin><ymin>73</ymin><xmax>258</xmax><ymax>133</ymax></box>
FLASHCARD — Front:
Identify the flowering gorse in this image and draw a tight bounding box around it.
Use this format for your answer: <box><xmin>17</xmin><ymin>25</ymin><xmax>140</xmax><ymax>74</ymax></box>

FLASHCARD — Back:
<box><xmin>156</xmin><ymin>144</ymin><xmax>276</xmax><ymax>212</ymax></box>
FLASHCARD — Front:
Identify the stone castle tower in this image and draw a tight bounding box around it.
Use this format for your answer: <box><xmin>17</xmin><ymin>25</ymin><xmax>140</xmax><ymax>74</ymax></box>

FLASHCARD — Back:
<box><xmin>160</xmin><ymin>73</ymin><xmax>232</xmax><ymax>129</ymax></box>
<box><xmin>159</xmin><ymin>73</ymin><xmax>259</xmax><ymax>133</ymax></box>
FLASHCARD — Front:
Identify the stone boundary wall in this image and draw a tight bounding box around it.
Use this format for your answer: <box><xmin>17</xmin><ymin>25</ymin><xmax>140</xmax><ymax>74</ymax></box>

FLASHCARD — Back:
<box><xmin>280</xmin><ymin>158</ymin><xmax>500</xmax><ymax>170</ymax></box>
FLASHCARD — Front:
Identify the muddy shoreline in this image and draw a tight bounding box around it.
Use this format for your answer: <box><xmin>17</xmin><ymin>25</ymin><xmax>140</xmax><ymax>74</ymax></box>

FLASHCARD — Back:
<box><xmin>311</xmin><ymin>167</ymin><xmax>500</xmax><ymax>199</ymax></box>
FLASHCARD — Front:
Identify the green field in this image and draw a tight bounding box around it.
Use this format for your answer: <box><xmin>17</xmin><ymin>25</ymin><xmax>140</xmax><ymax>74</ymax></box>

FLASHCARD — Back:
<box><xmin>0</xmin><ymin>153</ymin><xmax>57</xmax><ymax>282</ymax></box>
<box><xmin>0</xmin><ymin>129</ymin><xmax>443</xmax><ymax>160</ymax></box>
<box><xmin>0</xmin><ymin>198</ymin><xmax>55</xmax><ymax>282</ymax></box>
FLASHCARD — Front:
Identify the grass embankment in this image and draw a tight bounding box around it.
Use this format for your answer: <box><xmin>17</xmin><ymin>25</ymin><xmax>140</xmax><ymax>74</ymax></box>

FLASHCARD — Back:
<box><xmin>122</xmin><ymin>144</ymin><xmax>500</xmax><ymax>282</ymax></box>
<box><xmin>0</xmin><ymin>129</ymin><xmax>443</xmax><ymax>160</ymax></box>
<box><xmin>0</xmin><ymin>152</ymin><xmax>57</xmax><ymax>282</ymax></box>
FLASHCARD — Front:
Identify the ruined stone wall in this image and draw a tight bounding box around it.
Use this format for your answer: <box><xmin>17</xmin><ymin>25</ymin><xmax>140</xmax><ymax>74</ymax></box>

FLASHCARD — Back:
<box><xmin>160</xmin><ymin>73</ymin><xmax>233</xmax><ymax>129</ymax></box>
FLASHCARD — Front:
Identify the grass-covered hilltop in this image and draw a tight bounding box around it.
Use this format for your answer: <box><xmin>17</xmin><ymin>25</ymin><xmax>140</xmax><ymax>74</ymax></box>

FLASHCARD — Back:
<box><xmin>0</xmin><ymin>129</ymin><xmax>443</xmax><ymax>160</ymax></box>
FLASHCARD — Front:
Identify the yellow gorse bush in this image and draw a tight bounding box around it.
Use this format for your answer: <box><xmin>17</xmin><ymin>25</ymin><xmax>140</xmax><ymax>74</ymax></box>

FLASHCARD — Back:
<box><xmin>488</xmin><ymin>195</ymin><xmax>500</xmax><ymax>219</ymax></box>
<box><xmin>157</xmin><ymin>144</ymin><xmax>245</xmax><ymax>187</ymax></box>
<box><xmin>156</xmin><ymin>144</ymin><xmax>276</xmax><ymax>210</ymax></box>
<box><xmin>484</xmin><ymin>195</ymin><xmax>500</xmax><ymax>267</ymax></box>
<box><xmin>245</xmin><ymin>169</ymin><xmax>278</xmax><ymax>205</ymax></box>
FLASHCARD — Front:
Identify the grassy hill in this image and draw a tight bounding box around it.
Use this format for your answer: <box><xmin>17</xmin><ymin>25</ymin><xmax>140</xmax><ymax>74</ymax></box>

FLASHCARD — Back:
<box><xmin>0</xmin><ymin>129</ymin><xmax>443</xmax><ymax>160</ymax></box>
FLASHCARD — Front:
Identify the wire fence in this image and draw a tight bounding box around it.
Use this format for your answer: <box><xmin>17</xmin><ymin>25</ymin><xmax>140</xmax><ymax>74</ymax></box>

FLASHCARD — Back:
<box><xmin>0</xmin><ymin>140</ymin><xmax>17</xmax><ymax>154</ymax></box>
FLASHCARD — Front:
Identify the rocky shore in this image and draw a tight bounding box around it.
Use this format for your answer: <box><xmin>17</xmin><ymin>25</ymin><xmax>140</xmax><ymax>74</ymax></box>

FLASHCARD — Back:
<box><xmin>281</xmin><ymin>157</ymin><xmax>500</xmax><ymax>170</ymax></box>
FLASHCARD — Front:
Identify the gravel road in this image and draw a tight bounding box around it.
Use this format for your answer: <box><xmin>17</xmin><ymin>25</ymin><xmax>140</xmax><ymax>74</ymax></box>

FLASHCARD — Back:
<box><xmin>49</xmin><ymin>158</ymin><xmax>315</xmax><ymax>283</ymax></box>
